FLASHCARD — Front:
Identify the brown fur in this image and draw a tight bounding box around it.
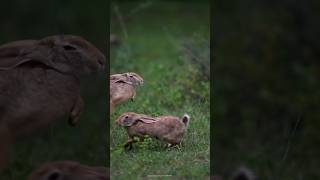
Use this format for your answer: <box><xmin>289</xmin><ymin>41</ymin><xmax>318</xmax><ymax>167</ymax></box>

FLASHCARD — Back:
<box><xmin>0</xmin><ymin>35</ymin><xmax>105</xmax><ymax>169</ymax></box>
<box><xmin>27</xmin><ymin>161</ymin><xmax>109</xmax><ymax>180</ymax></box>
<box><xmin>116</xmin><ymin>112</ymin><xmax>189</xmax><ymax>150</ymax></box>
<box><xmin>110</xmin><ymin>72</ymin><xmax>143</xmax><ymax>113</ymax></box>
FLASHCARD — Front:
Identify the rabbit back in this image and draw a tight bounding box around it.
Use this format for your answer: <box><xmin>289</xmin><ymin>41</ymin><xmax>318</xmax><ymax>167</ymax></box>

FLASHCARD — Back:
<box><xmin>127</xmin><ymin>116</ymin><xmax>187</xmax><ymax>144</ymax></box>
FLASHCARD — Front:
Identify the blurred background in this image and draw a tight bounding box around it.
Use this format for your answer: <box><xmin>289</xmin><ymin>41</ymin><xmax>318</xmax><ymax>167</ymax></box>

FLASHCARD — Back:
<box><xmin>110</xmin><ymin>0</ymin><xmax>210</xmax><ymax>179</ymax></box>
<box><xmin>214</xmin><ymin>0</ymin><xmax>320</xmax><ymax>179</ymax></box>
<box><xmin>0</xmin><ymin>0</ymin><xmax>107</xmax><ymax>179</ymax></box>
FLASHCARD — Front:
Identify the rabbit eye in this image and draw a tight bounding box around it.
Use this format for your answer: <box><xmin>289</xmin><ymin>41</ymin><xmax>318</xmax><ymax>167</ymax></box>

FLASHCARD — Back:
<box><xmin>63</xmin><ymin>45</ymin><xmax>77</xmax><ymax>51</ymax></box>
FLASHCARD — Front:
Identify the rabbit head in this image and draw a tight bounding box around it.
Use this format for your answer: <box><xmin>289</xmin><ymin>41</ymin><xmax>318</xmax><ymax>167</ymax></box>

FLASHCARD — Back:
<box><xmin>0</xmin><ymin>35</ymin><xmax>106</xmax><ymax>76</ymax></box>
<box><xmin>110</xmin><ymin>72</ymin><xmax>144</xmax><ymax>86</ymax></box>
<box><xmin>27</xmin><ymin>161</ymin><xmax>108</xmax><ymax>180</ymax></box>
<box><xmin>116</xmin><ymin>112</ymin><xmax>157</xmax><ymax>127</ymax></box>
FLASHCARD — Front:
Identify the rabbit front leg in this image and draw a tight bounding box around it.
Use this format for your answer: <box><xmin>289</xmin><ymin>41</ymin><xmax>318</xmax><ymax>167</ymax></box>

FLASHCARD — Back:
<box><xmin>124</xmin><ymin>137</ymin><xmax>138</xmax><ymax>150</ymax></box>
<box><xmin>130</xmin><ymin>91</ymin><xmax>136</xmax><ymax>102</ymax></box>
<box><xmin>68</xmin><ymin>96</ymin><xmax>84</xmax><ymax>126</ymax></box>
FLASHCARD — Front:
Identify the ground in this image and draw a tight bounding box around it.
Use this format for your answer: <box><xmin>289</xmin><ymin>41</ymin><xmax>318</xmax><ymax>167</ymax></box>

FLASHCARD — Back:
<box><xmin>110</xmin><ymin>2</ymin><xmax>210</xmax><ymax>179</ymax></box>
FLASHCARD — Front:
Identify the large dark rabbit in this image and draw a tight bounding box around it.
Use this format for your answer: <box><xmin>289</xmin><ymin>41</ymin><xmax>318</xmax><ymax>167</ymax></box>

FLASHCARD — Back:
<box><xmin>27</xmin><ymin>161</ymin><xmax>109</xmax><ymax>180</ymax></box>
<box><xmin>0</xmin><ymin>35</ymin><xmax>105</xmax><ymax>169</ymax></box>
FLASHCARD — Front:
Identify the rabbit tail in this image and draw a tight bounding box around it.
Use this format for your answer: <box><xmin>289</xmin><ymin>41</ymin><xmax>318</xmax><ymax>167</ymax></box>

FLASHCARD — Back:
<box><xmin>182</xmin><ymin>114</ymin><xmax>190</xmax><ymax>128</ymax></box>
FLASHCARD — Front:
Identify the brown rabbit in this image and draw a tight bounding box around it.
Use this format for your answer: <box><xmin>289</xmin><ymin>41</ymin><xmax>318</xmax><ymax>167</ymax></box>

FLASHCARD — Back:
<box><xmin>27</xmin><ymin>161</ymin><xmax>109</xmax><ymax>180</ymax></box>
<box><xmin>0</xmin><ymin>35</ymin><xmax>105</xmax><ymax>169</ymax></box>
<box><xmin>116</xmin><ymin>112</ymin><xmax>190</xmax><ymax>150</ymax></box>
<box><xmin>110</xmin><ymin>72</ymin><xmax>143</xmax><ymax>113</ymax></box>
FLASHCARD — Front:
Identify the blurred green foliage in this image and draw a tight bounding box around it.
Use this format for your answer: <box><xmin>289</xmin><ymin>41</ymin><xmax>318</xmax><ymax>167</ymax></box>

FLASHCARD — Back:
<box><xmin>214</xmin><ymin>0</ymin><xmax>320</xmax><ymax>179</ymax></box>
<box><xmin>178</xmin><ymin>36</ymin><xmax>210</xmax><ymax>102</ymax></box>
<box><xmin>110</xmin><ymin>1</ymin><xmax>209</xmax><ymax>179</ymax></box>
<box><xmin>0</xmin><ymin>0</ymin><xmax>107</xmax><ymax>179</ymax></box>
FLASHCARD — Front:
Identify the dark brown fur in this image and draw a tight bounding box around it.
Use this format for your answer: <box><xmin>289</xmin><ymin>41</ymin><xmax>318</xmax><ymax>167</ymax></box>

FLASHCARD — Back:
<box><xmin>0</xmin><ymin>35</ymin><xmax>105</xmax><ymax>169</ymax></box>
<box><xmin>27</xmin><ymin>161</ymin><xmax>109</xmax><ymax>180</ymax></box>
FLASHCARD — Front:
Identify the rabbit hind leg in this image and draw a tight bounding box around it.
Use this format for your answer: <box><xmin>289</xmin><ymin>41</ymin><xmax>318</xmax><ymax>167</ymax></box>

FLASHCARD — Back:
<box><xmin>124</xmin><ymin>137</ymin><xmax>138</xmax><ymax>150</ymax></box>
<box><xmin>168</xmin><ymin>142</ymin><xmax>182</xmax><ymax>149</ymax></box>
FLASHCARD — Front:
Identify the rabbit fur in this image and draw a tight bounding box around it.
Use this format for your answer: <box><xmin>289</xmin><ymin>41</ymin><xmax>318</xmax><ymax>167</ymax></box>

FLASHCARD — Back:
<box><xmin>0</xmin><ymin>35</ymin><xmax>105</xmax><ymax>169</ymax></box>
<box><xmin>116</xmin><ymin>112</ymin><xmax>190</xmax><ymax>150</ymax></box>
<box><xmin>27</xmin><ymin>161</ymin><xmax>109</xmax><ymax>180</ymax></box>
<box><xmin>110</xmin><ymin>72</ymin><xmax>143</xmax><ymax>113</ymax></box>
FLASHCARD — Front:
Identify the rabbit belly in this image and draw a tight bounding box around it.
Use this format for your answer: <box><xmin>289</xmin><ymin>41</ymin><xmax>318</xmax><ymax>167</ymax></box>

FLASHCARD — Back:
<box><xmin>0</xmin><ymin>68</ymin><xmax>80</xmax><ymax>137</ymax></box>
<box><xmin>155</xmin><ymin>121</ymin><xmax>186</xmax><ymax>144</ymax></box>
<box><xmin>162</xmin><ymin>132</ymin><xmax>184</xmax><ymax>144</ymax></box>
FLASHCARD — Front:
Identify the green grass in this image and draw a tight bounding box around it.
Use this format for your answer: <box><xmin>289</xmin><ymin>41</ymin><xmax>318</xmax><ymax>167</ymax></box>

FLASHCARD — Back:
<box><xmin>110</xmin><ymin>2</ymin><xmax>209</xmax><ymax>179</ymax></box>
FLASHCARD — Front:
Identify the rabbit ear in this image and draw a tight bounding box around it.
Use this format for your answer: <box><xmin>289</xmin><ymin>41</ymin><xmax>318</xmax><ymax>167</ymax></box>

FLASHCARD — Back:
<box><xmin>110</xmin><ymin>74</ymin><xmax>127</xmax><ymax>83</ymax></box>
<box><xmin>122</xmin><ymin>116</ymin><xmax>157</xmax><ymax>126</ymax></box>
<box><xmin>0</xmin><ymin>40</ymin><xmax>35</xmax><ymax>70</ymax></box>
<box><xmin>0</xmin><ymin>37</ymin><xmax>76</xmax><ymax>73</ymax></box>
<box><xmin>110</xmin><ymin>76</ymin><xmax>134</xmax><ymax>85</ymax></box>
<box><xmin>0</xmin><ymin>40</ymin><xmax>56</xmax><ymax>71</ymax></box>
<box><xmin>113</xmin><ymin>79</ymin><xmax>126</xmax><ymax>83</ymax></box>
<box><xmin>110</xmin><ymin>74</ymin><xmax>123</xmax><ymax>80</ymax></box>
<box><xmin>114</xmin><ymin>79</ymin><xmax>134</xmax><ymax>85</ymax></box>
<box><xmin>138</xmin><ymin>117</ymin><xmax>158</xmax><ymax>124</ymax></box>
<box><xmin>110</xmin><ymin>74</ymin><xmax>124</xmax><ymax>80</ymax></box>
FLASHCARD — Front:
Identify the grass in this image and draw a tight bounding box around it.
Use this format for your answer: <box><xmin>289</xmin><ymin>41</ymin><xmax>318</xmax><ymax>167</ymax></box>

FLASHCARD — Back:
<box><xmin>110</xmin><ymin>2</ymin><xmax>210</xmax><ymax>179</ymax></box>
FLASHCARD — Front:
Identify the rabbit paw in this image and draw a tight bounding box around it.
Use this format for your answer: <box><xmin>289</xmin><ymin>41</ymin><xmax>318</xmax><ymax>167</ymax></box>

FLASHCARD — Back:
<box><xmin>69</xmin><ymin>96</ymin><xmax>84</xmax><ymax>126</ymax></box>
<box><xmin>124</xmin><ymin>142</ymin><xmax>133</xmax><ymax>151</ymax></box>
